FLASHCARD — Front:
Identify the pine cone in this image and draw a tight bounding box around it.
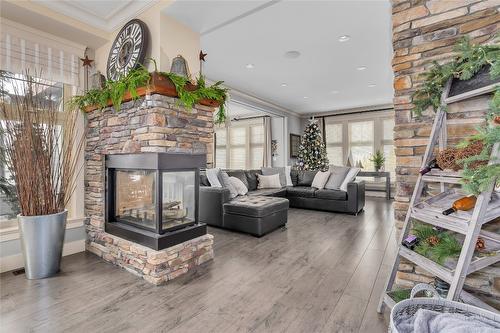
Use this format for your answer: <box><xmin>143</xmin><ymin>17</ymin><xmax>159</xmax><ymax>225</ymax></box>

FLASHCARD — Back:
<box><xmin>475</xmin><ymin>237</ymin><xmax>485</xmax><ymax>251</ymax></box>
<box><xmin>428</xmin><ymin>235</ymin><xmax>440</xmax><ymax>246</ymax></box>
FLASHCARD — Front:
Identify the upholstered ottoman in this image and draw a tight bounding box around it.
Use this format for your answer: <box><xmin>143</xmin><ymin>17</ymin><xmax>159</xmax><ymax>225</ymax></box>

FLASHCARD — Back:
<box><xmin>223</xmin><ymin>196</ymin><xmax>289</xmax><ymax>237</ymax></box>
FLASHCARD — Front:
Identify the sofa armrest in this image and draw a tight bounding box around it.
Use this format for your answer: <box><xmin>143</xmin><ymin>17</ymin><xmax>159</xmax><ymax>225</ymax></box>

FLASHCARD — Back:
<box><xmin>199</xmin><ymin>186</ymin><xmax>231</xmax><ymax>226</ymax></box>
<box><xmin>347</xmin><ymin>180</ymin><xmax>365</xmax><ymax>214</ymax></box>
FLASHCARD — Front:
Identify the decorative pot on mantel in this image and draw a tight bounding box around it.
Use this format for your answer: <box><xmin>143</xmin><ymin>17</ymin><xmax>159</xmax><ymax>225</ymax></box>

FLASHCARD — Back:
<box><xmin>18</xmin><ymin>210</ymin><xmax>67</xmax><ymax>279</ymax></box>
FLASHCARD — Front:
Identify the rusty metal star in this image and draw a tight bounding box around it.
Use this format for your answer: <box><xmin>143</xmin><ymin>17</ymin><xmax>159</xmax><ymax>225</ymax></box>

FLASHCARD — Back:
<box><xmin>199</xmin><ymin>50</ymin><xmax>207</xmax><ymax>62</ymax></box>
<box><xmin>80</xmin><ymin>55</ymin><xmax>94</xmax><ymax>67</ymax></box>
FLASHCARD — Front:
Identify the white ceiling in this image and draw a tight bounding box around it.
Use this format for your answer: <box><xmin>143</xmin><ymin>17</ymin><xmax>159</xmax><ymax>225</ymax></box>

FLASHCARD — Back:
<box><xmin>166</xmin><ymin>0</ymin><xmax>394</xmax><ymax>115</ymax></box>
<box><xmin>33</xmin><ymin>0</ymin><xmax>158</xmax><ymax>32</ymax></box>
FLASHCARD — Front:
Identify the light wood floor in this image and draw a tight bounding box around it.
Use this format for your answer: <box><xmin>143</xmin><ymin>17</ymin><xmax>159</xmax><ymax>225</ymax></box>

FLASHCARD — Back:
<box><xmin>0</xmin><ymin>198</ymin><xmax>397</xmax><ymax>333</ymax></box>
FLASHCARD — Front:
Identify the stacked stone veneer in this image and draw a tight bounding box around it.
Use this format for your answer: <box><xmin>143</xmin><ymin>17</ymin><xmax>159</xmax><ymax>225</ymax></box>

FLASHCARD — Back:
<box><xmin>84</xmin><ymin>94</ymin><xmax>215</xmax><ymax>285</ymax></box>
<box><xmin>391</xmin><ymin>0</ymin><xmax>499</xmax><ymax>307</ymax></box>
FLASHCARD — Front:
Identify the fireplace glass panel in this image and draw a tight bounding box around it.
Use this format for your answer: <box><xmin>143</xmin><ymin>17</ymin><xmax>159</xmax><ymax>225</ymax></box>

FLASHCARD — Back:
<box><xmin>115</xmin><ymin>170</ymin><xmax>156</xmax><ymax>230</ymax></box>
<box><xmin>162</xmin><ymin>171</ymin><xmax>196</xmax><ymax>232</ymax></box>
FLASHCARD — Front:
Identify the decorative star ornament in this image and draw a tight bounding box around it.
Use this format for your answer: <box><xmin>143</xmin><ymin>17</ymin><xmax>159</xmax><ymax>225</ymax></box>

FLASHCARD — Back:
<box><xmin>80</xmin><ymin>55</ymin><xmax>94</xmax><ymax>67</ymax></box>
<box><xmin>199</xmin><ymin>50</ymin><xmax>207</xmax><ymax>62</ymax></box>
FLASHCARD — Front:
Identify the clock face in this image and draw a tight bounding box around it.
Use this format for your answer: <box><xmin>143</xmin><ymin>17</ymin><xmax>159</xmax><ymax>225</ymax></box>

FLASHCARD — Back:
<box><xmin>106</xmin><ymin>19</ymin><xmax>148</xmax><ymax>81</ymax></box>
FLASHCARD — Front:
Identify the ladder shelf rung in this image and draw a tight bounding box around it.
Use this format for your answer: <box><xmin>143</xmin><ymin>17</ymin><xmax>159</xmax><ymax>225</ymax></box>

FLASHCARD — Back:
<box><xmin>411</xmin><ymin>208</ymin><xmax>468</xmax><ymax>234</ymax></box>
<box><xmin>399</xmin><ymin>247</ymin><xmax>453</xmax><ymax>283</ymax></box>
<box><xmin>421</xmin><ymin>175</ymin><xmax>462</xmax><ymax>184</ymax></box>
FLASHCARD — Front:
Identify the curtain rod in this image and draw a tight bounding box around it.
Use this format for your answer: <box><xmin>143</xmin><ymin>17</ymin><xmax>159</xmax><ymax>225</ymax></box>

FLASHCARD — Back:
<box><xmin>231</xmin><ymin>115</ymin><xmax>271</xmax><ymax>121</ymax></box>
<box><xmin>309</xmin><ymin>107</ymin><xmax>393</xmax><ymax>119</ymax></box>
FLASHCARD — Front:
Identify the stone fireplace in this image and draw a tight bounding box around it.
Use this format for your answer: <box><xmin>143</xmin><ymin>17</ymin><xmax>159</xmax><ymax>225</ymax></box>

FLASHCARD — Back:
<box><xmin>84</xmin><ymin>94</ymin><xmax>215</xmax><ymax>285</ymax></box>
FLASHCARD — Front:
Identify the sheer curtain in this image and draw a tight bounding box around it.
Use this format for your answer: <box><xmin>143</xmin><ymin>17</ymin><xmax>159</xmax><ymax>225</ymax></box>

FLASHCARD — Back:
<box><xmin>263</xmin><ymin>116</ymin><xmax>272</xmax><ymax>167</ymax></box>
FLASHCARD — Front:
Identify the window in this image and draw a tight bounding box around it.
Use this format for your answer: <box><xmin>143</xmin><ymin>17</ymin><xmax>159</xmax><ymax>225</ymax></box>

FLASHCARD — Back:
<box><xmin>324</xmin><ymin>110</ymin><xmax>395</xmax><ymax>177</ymax></box>
<box><xmin>325</xmin><ymin>123</ymin><xmax>343</xmax><ymax>166</ymax></box>
<box><xmin>349</xmin><ymin>121</ymin><xmax>374</xmax><ymax>170</ymax></box>
<box><xmin>0</xmin><ymin>72</ymin><xmax>67</xmax><ymax>225</ymax></box>
<box><xmin>214</xmin><ymin>118</ymin><xmax>264</xmax><ymax>169</ymax></box>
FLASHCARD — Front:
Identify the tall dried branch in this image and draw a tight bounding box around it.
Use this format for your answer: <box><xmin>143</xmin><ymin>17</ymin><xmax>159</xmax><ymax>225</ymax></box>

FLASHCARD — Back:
<box><xmin>0</xmin><ymin>71</ymin><xmax>85</xmax><ymax>216</ymax></box>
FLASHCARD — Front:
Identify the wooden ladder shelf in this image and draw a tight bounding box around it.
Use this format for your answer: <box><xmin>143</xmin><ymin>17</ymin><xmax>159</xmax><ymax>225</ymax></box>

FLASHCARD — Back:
<box><xmin>377</xmin><ymin>79</ymin><xmax>500</xmax><ymax>314</ymax></box>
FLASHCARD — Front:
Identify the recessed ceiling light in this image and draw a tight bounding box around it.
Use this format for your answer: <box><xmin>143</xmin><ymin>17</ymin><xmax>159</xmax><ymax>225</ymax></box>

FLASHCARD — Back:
<box><xmin>338</xmin><ymin>35</ymin><xmax>350</xmax><ymax>42</ymax></box>
<box><xmin>245</xmin><ymin>63</ymin><xmax>255</xmax><ymax>69</ymax></box>
<box><xmin>357</xmin><ymin>66</ymin><xmax>367</xmax><ymax>71</ymax></box>
<box><xmin>331</xmin><ymin>90</ymin><xmax>339</xmax><ymax>94</ymax></box>
<box><xmin>281</xmin><ymin>83</ymin><xmax>287</xmax><ymax>87</ymax></box>
<box><xmin>284</xmin><ymin>50</ymin><xmax>301</xmax><ymax>59</ymax></box>
<box><xmin>303</xmin><ymin>96</ymin><xmax>309</xmax><ymax>99</ymax></box>
<box><xmin>368</xmin><ymin>84</ymin><xmax>376</xmax><ymax>88</ymax></box>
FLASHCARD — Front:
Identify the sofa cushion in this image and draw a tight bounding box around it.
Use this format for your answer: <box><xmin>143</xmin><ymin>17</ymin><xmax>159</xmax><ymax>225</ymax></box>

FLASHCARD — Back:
<box><xmin>220</xmin><ymin>171</ymin><xmax>238</xmax><ymax>199</ymax></box>
<box><xmin>226</xmin><ymin>170</ymin><xmax>249</xmax><ymax>189</ymax></box>
<box><xmin>290</xmin><ymin>169</ymin><xmax>299</xmax><ymax>186</ymax></box>
<box><xmin>200</xmin><ymin>173</ymin><xmax>210</xmax><ymax>187</ymax></box>
<box><xmin>229</xmin><ymin>176</ymin><xmax>248</xmax><ymax>196</ymax></box>
<box><xmin>247</xmin><ymin>188</ymin><xmax>287</xmax><ymax>197</ymax></box>
<box><xmin>245</xmin><ymin>169</ymin><xmax>262</xmax><ymax>191</ymax></box>
<box><xmin>315</xmin><ymin>189</ymin><xmax>347</xmax><ymax>200</ymax></box>
<box><xmin>340</xmin><ymin>167</ymin><xmax>360</xmax><ymax>191</ymax></box>
<box><xmin>224</xmin><ymin>196</ymin><xmax>289</xmax><ymax>218</ymax></box>
<box><xmin>311</xmin><ymin>170</ymin><xmax>331</xmax><ymax>189</ymax></box>
<box><xmin>297</xmin><ymin>170</ymin><xmax>318</xmax><ymax>186</ymax></box>
<box><xmin>262</xmin><ymin>167</ymin><xmax>286</xmax><ymax>187</ymax></box>
<box><xmin>286</xmin><ymin>186</ymin><xmax>316</xmax><ymax>198</ymax></box>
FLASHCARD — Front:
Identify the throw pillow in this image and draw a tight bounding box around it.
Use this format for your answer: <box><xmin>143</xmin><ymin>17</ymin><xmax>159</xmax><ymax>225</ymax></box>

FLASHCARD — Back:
<box><xmin>257</xmin><ymin>174</ymin><xmax>282</xmax><ymax>189</ymax></box>
<box><xmin>220</xmin><ymin>171</ymin><xmax>238</xmax><ymax>198</ymax></box>
<box><xmin>285</xmin><ymin>166</ymin><xmax>293</xmax><ymax>186</ymax></box>
<box><xmin>229</xmin><ymin>176</ymin><xmax>248</xmax><ymax>196</ymax></box>
<box><xmin>311</xmin><ymin>170</ymin><xmax>331</xmax><ymax>189</ymax></box>
<box><xmin>297</xmin><ymin>170</ymin><xmax>318</xmax><ymax>186</ymax></box>
<box><xmin>206</xmin><ymin>168</ymin><xmax>222</xmax><ymax>187</ymax></box>
<box><xmin>199</xmin><ymin>173</ymin><xmax>210</xmax><ymax>187</ymax></box>
<box><xmin>261</xmin><ymin>167</ymin><xmax>286</xmax><ymax>187</ymax></box>
<box><xmin>340</xmin><ymin>167</ymin><xmax>360</xmax><ymax>192</ymax></box>
<box><xmin>226</xmin><ymin>170</ymin><xmax>249</xmax><ymax>189</ymax></box>
<box><xmin>325</xmin><ymin>165</ymin><xmax>350</xmax><ymax>190</ymax></box>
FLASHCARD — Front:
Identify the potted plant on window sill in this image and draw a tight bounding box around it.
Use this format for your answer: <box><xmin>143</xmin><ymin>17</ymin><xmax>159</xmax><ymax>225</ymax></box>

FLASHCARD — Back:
<box><xmin>0</xmin><ymin>72</ymin><xmax>84</xmax><ymax>279</ymax></box>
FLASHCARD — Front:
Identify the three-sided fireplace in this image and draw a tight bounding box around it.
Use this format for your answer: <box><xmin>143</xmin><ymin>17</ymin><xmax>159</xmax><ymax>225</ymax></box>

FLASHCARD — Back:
<box><xmin>105</xmin><ymin>153</ymin><xmax>207</xmax><ymax>250</ymax></box>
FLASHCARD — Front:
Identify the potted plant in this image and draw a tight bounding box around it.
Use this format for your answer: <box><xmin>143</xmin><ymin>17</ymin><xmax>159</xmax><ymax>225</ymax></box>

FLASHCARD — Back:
<box><xmin>0</xmin><ymin>72</ymin><xmax>84</xmax><ymax>279</ymax></box>
<box><xmin>370</xmin><ymin>150</ymin><xmax>386</xmax><ymax>172</ymax></box>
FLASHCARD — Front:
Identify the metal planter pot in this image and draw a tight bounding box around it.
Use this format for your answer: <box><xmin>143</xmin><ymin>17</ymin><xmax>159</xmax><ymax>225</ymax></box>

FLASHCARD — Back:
<box><xmin>18</xmin><ymin>210</ymin><xmax>67</xmax><ymax>279</ymax></box>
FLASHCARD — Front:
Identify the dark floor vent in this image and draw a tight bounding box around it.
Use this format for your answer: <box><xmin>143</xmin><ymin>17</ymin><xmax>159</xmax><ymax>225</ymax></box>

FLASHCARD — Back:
<box><xmin>12</xmin><ymin>268</ymin><xmax>25</xmax><ymax>276</ymax></box>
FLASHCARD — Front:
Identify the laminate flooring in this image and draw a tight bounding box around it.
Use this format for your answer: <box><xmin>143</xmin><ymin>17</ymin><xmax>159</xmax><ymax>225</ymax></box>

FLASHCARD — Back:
<box><xmin>0</xmin><ymin>198</ymin><xmax>397</xmax><ymax>333</ymax></box>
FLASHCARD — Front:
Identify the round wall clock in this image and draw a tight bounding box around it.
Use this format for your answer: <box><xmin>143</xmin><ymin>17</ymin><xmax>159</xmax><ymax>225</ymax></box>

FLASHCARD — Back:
<box><xmin>106</xmin><ymin>19</ymin><xmax>149</xmax><ymax>81</ymax></box>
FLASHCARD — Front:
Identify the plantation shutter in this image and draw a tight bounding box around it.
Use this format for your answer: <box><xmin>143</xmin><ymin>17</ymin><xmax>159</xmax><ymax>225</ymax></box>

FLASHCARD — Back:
<box><xmin>0</xmin><ymin>19</ymin><xmax>83</xmax><ymax>87</ymax></box>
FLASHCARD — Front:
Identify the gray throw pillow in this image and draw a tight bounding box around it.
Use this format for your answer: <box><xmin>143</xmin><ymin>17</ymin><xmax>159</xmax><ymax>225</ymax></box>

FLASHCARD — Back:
<box><xmin>261</xmin><ymin>167</ymin><xmax>286</xmax><ymax>187</ymax></box>
<box><xmin>297</xmin><ymin>170</ymin><xmax>318</xmax><ymax>186</ymax></box>
<box><xmin>219</xmin><ymin>171</ymin><xmax>238</xmax><ymax>199</ymax></box>
<box><xmin>324</xmin><ymin>165</ymin><xmax>350</xmax><ymax>190</ymax></box>
<box><xmin>226</xmin><ymin>170</ymin><xmax>249</xmax><ymax>189</ymax></box>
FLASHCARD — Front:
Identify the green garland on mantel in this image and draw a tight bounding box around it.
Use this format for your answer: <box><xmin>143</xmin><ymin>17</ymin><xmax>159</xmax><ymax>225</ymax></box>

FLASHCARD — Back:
<box><xmin>411</xmin><ymin>37</ymin><xmax>500</xmax><ymax>196</ymax></box>
<box><xmin>69</xmin><ymin>60</ymin><xmax>229</xmax><ymax>124</ymax></box>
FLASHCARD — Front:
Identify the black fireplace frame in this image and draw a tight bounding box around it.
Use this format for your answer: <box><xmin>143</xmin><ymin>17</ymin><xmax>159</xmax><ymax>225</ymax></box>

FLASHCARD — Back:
<box><xmin>105</xmin><ymin>153</ymin><xmax>207</xmax><ymax>250</ymax></box>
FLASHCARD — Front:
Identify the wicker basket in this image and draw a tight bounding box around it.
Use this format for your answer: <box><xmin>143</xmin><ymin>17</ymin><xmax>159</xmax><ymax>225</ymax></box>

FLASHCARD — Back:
<box><xmin>390</xmin><ymin>284</ymin><xmax>500</xmax><ymax>332</ymax></box>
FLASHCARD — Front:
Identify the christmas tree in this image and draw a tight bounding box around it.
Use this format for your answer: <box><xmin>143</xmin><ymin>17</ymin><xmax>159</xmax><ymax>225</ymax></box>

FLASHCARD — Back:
<box><xmin>296</xmin><ymin>118</ymin><xmax>329</xmax><ymax>171</ymax></box>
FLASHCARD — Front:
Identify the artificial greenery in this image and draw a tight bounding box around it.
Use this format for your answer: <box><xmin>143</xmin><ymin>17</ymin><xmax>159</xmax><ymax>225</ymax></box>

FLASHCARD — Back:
<box><xmin>369</xmin><ymin>150</ymin><xmax>386</xmax><ymax>171</ymax></box>
<box><xmin>70</xmin><ymin>60</ymin><xmax>229</xmax><ymax>124</ymax></box>
<box><xmin>412</xmin><ymin>223</ymin><xmax>462</xmax><ymax>265</ymax></box>
<box><xmin>412</xmin><ymin>37</ymin><xmax>500</xmax><ymax>195</ymax></box>
<box><xmin>412</xmin><ymin>37</ymin><xmax>500</xmax><ymax>118</ymax></box>
<box><xmin>389</xmin><ymin>289</ymin><xmax>411</xmax><ymax>303</ymax></box>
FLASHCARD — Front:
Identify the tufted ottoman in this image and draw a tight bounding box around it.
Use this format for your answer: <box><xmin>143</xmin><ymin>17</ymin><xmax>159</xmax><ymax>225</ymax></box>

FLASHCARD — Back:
<box><xmin>222</xmin><ymin>196</ymin><xmax>289</xmax><ymax>237</ymax></box>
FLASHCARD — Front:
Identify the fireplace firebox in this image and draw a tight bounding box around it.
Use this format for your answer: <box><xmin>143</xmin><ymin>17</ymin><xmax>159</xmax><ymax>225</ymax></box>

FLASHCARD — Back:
<box><xmin>105</xmin><ymin>153</ymin><xmax>207</xmax><ymax>250</ymax></box>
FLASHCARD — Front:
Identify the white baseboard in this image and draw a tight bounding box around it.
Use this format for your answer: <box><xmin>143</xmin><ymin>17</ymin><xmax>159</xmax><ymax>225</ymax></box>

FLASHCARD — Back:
<box><xmin>0</xmin><ymin>239</ymin><xmax>85</xmax><ymax>273</ymax></box>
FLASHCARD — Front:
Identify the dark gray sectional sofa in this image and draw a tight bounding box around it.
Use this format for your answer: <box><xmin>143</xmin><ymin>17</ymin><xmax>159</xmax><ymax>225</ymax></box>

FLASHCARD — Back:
<box><xmin>199</xmin><ymin>169</ymin><xmax>365</xmax><ymax>237</ymax></box>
